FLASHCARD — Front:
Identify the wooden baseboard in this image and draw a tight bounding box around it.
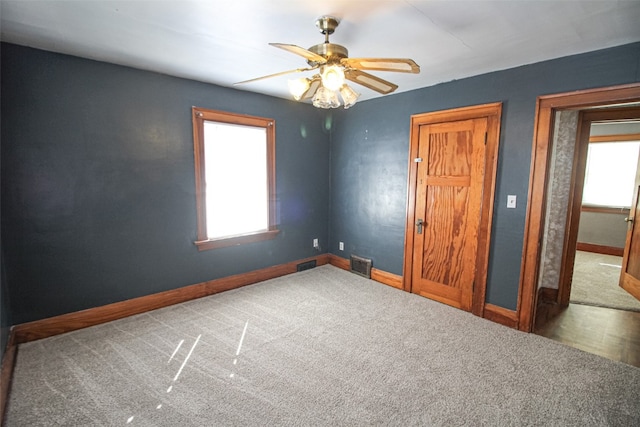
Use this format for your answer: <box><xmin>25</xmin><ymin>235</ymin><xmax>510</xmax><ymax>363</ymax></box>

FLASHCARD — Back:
<box><xmin>328</xmin><ymin>253</ymin><xmax>350</xmax><ymax>270</ymax></box>
<box><xmin>371</xmin><ymin>269</ymin><xmax>403</xmax><ymax>290</ymax></box>
<box><xmin>12</xmin><ymin>255</ymin><xmax>330</xmax><ymax>344</ymax></box>
<box><xmin>327</xmin><ymin>254</ymin><xmax>403</xmax><ymax>289</ymax></box>
<box><xmin>538</xmin><ymin>287</ymin><xmax>559</xmax><ymax>303</ymax></box>
<box><xmin>483</xmin><ymin>303</ymin><xmax>519</xmax><ymax>329</ymax></box>
<box><xmin>1</xmin><ymin>330</ymin><xmax>17</xmax><ymax>425</ymax></box>
<box><xmin>576</xmin><ymin>242</ymin><xmax>624</xmax><ymax>257</ymax></box>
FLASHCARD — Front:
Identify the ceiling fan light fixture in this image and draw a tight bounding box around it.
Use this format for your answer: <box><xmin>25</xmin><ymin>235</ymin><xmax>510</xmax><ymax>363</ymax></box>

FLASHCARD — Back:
<box><xmin>312</xmin><ymin>85</ymin><xmax>340</xmax><ymax>109</ymax></box>
<box><xmin>288</xmin><ymin>77</ymin><xmax>310</xmax><ymax>100</ymax></box>
<box><xmin>320</xmin><ymin>65</ymin><xmax>345</xmax><ymax>92</ymax></box>
<box><xmin>339</xmin><ymin>84</ymin><xmax>360</xmax><ymax>109</ymax></box>
<box><xmin>237</xmin><ymin>15</ymin><xmax>420</xmax><ymax>110</ymax></box>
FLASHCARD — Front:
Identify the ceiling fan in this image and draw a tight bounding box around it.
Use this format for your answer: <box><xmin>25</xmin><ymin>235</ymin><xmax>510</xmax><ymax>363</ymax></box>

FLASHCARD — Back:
<box><xmin>235</xmin><ymin>16</ymin><xmax>420</xmax><ymax>109</ymax></box>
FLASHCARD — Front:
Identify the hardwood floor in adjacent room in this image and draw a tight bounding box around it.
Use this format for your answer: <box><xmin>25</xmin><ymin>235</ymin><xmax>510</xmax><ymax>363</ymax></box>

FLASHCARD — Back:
<box><xmin>535</xmin><ymin>302</ymin><xmax>640</xmax><ymax>368</ymax></box>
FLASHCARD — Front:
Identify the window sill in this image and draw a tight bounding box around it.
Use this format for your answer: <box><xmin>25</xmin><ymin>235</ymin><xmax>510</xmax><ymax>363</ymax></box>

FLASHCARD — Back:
<box><xmin>581</xmin><ymin>205</ymin><xmax>630</xmax><ymax>215</ymax></box>
<box><xmin>195</xmin><ymin>229</ymin><xmax>280</xmax><ymax>251</ymax></box>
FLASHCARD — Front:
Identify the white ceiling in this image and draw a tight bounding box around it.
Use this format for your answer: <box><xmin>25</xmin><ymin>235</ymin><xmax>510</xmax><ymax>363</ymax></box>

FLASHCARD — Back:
<box><xmin>2</xmin><ymin>0</ymin><xmax>640</xmax><ymax>103</ymax></box>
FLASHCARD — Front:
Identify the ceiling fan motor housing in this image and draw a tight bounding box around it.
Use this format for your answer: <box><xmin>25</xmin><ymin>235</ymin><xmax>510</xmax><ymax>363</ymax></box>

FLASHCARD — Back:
<box><xmin>308</xmin><ymin>43</ymin><xmax>348</xmax><ymax>65</ymax></box>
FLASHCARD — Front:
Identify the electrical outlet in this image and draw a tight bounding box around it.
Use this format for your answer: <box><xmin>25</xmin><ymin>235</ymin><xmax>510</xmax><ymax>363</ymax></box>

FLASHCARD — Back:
<box><xmin>313</xmin><ymin>238</ymin><xmax>319</xmax><ymax>248</ymax></box>
<box><xmin>339</xmin><ymin>242</ymin><xmax>344</xmax><ymax>251</ymax></box>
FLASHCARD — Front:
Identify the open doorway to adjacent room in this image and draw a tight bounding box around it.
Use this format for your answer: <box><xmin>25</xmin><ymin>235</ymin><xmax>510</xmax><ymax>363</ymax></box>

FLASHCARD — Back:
<box><xmin>569</xmin><ymin>127</ymin><xmax>640</xmax><ymax>313</ymax></box>
<box><xmin>518</xmin><ymin>84</ymin><xmax>640</xmax><ymax>367</ymax></box>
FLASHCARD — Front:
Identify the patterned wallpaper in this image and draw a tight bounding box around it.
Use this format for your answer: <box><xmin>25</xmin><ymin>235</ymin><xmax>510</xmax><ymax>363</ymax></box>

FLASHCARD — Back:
<box><xmin>538</xmin><ymin>110</ymin><xmax>579</xmax><ymax>290</ymax></box>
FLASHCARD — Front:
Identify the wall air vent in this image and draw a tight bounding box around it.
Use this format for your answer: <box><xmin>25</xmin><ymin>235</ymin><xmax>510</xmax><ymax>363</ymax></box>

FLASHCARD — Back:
<box><xmin>296</xmin><ymin>260</ymin><xmax>317</xmax><ymax>272</ymax></box>
<box><xmin>350</xmin><ymin>255</ymin><xmax>372</xmax><ymax>279</ymax></box>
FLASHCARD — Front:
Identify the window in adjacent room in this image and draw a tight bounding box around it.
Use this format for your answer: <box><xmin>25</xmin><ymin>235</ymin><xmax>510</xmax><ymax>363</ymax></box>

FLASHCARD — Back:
<box><xmin>582</xmin><ymin>140</ymin><xmax>640</xmax><ymax>208</ymax></box>
<box><xmin>192</xmin><ymin>107</ymin><xmax>278</xmax><ymax>250</ymax></box>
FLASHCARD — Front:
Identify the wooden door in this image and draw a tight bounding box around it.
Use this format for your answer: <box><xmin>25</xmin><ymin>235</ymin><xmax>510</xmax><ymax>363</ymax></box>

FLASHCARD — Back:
<box><xmin>404</xmin><ymin>103</ymin><xmax>501</xmax><ymax>315</ymax></box>
<box><xmin>620</xmin><ymin>152</ymin><xmax>640</xmax><ymax>301</ymax></box>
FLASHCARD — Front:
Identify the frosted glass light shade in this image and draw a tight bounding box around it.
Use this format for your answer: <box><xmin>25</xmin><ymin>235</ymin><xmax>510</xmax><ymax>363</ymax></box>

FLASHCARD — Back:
<box><xmin>288</xmin><ymin>78</ymin><xmax>310</xmax><ymax>100</ymax></box>
<box><xmin>321</xmin><ymin>66</ymin><xmax>345</xmax><ymax>91</ymax></box>
<box><xmin>312</xmin><ymin>86</ymin><xmax>340</xmax><ymax>109</ymax></box>
<box><xmin>339</xmin><ymin>84</ymin><xmax>360</xmax><ymax>109</ymax></box>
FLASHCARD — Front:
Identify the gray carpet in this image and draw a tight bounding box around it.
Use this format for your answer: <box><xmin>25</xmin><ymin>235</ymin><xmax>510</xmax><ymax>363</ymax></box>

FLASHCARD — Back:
<box><xmin>6</xmin><ymin>265</ymin><xmax>640</xmax><ymax>426</ymax></box>
<box><xmin>571</xmin><ymin>251</ymin><xmax>640</xmax><ymax>312</ymax></box>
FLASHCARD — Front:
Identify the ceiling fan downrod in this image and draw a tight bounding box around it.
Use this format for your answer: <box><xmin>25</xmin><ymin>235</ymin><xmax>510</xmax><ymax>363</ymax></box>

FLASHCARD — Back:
<box><xmin>309</xmin><ymin>16</ymin><xmax>348</xmax><ymax>64</ymax></box>
<box><xmin>316</xmin><ymin>16</ymin><xmax>339</xmax><ymax>43</ymax></box>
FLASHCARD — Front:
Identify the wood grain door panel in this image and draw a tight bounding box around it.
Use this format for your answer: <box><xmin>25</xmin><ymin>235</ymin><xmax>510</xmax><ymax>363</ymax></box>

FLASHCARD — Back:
<box><xmin>410</xmin><ymin>118</ymin><xmax>488</xmax><ymax>311</ymax></box>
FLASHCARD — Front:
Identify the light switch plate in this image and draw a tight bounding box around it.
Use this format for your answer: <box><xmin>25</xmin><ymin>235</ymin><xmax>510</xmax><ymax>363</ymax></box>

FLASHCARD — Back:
<box><xmin>507</xmin><ymin>195</ymin><xmax>517</xmax><ymax>209</ymax></box>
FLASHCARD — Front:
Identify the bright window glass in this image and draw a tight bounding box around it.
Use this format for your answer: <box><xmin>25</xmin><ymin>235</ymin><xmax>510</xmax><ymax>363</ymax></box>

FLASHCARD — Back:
<box><xmin>203</xmin><ymin>122</ymin><xmax>268</xmax><ymax>239</ymax></box>
<box><xmin>582</xmin><ymin>141</ymin><xmax>640</xmax><ymax>207</ymax></box>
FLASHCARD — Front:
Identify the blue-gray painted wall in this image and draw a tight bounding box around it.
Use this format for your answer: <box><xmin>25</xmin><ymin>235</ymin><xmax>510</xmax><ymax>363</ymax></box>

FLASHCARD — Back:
<box><xmin>1</xmin><ymin>239</ymin><xmax>9</xmax><ymax>356</ymax></box>
<box><xmin>329</xmin><ymin>42</ymin><xmax>640</xmax><ymax>310</ymax></box>
<box><xmin>1</xmin><ymin>43</ymin><xmax>330</xmax><ymax>325</ymax></box>
<box><xmin>1</xmin><ymin>41</ymin><xmax>639</xmax><ymax>339</ymax></box>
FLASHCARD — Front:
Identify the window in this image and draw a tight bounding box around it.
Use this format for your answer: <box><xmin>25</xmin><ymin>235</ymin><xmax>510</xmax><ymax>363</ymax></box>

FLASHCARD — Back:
<box><xmin>192</xmin><ymin>107</ymin><xmax>278</xmax><ymax>250</ymax></box>
<box><xmin>582</xmin><ymin>140</ymin><xmax>640</xmax><ymax>208</ymax></box>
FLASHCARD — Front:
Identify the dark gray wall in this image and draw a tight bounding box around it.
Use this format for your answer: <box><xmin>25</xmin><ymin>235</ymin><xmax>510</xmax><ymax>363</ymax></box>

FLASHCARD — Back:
<box><xmin>1</xmin><ymin>234</ymin><xmax>9</xmax><ymax>357</ymax></box>
<box><xmin>329</xmin><ymin>42</ymin><xmax>640</xmax><ymax>310</ymax></box>
<box><xmin>1</xmin><ymin>43</ymin><xmax>330</xmax><ymax>324</ymax></box>
<box><xmin>1</xmin><ymin>89</ymin><xmax>9</xmax><ymax>355</ymax></box>
<box><xmin>2</xmin><ymin>42</ymin><xmax>640</xmax><ymax>329</ymax></box>
<box><xmin>578</xmin><ymin>212</ymin><xmax>628</xmax><ymax>248</ymax></box>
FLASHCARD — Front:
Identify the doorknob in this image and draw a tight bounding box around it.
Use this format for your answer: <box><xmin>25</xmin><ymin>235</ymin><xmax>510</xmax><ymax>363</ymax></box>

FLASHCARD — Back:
<box><xmin>416</xmin><ymin>219</ymin><xmax>424</xmax><ymax>234</ymax></box>
<box><xmin>625</xmin><ymin>217</ymin><xmax>634</xmax><ymax>222</ymax></box>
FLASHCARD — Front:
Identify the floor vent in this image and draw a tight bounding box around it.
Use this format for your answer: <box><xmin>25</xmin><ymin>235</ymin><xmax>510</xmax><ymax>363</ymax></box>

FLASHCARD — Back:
<box><xmin>296</xmin><ymin>260</ymin><xmax>317</xmax><ymax>272</ymax></box>
<box><xmin>350</xmin><ymin>255</ymin><xmax>372</xmax><ymax>279</ymax></box>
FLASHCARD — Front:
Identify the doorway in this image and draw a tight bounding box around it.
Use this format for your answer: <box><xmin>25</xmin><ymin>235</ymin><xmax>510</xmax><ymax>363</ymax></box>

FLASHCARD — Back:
<box><xmin>519</xmin><ymin>83</ymin><xmax>640</xmax><ymax>332</ymax></box>
<box><xmin>556</xmin><ymin>108</ymin><xmax>640</xmax><ymax>310</ymax></box>
<box><xmin>568</xmin><ymin>124</ymin><xmax>640</xmax><ymax>312</ymax></box>
<box><xmin>519</xmin><ymin>83</ymin><xmax>640</xmax><ymax>366</ymax></box>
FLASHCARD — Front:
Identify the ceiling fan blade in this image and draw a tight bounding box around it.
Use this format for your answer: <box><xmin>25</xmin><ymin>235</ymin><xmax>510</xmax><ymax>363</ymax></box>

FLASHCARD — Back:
<box><xmin>269</xmin><ymin>43</ymin><xmax>327</xmax><ymax>65</ymax></box>
<box><xmin>234</xmin><ymin>66</ymin><xmax>318</xmax><ymax>85</ymax></box>
<box><xmin>345</xmin><ymin>69</ymin><xmax>398</xmax><ymax>95</ymax></box>
<box><xmin>342</xmin><ymin>58</ymin><xmax>420</xmax><ymax>74</ymax></box>
<box><xmin>302</xmin><ymin>76</ymin><xmax>322</xmax><ymax>100</ymax></box>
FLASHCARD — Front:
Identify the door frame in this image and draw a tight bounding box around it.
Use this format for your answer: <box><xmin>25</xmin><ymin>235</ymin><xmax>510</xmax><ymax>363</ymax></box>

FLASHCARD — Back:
<box><xmin>518</xmin><ymin>83</ymin><xmax>640</xmax><ymax>332</ymax></box>
<box><xmin>403</xmin><ymin>102</ymin><xmax>502</xmax><ymax>317</ymax></box>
